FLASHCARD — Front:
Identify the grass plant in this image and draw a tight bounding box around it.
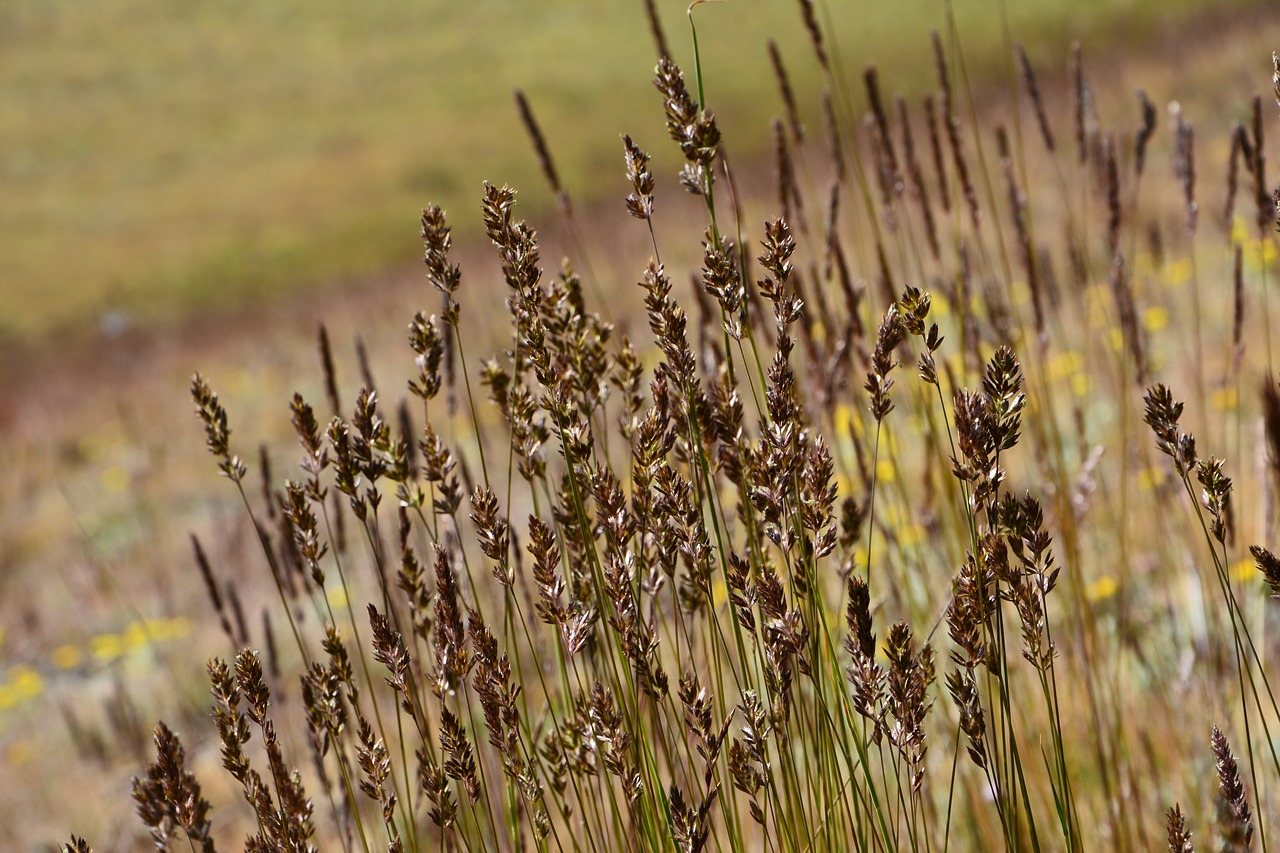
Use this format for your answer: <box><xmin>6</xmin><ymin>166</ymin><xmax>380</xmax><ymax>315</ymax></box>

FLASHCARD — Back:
<box><xmin>15</xmin><ymin>2</ymin><xmax>1280</xmax><ymax>851</ymax></box>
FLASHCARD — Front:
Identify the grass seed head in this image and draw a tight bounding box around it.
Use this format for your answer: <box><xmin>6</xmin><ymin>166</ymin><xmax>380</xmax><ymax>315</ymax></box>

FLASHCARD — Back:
<box><xmin>1166</xmin><ymin>804</ymin><xmax>1194</xmax><ymax>853</ymax></box>
<box><xmin>1211</xmin><ymin>725</ymin><xmax>1254</xmax><ymax>852</ymax></box>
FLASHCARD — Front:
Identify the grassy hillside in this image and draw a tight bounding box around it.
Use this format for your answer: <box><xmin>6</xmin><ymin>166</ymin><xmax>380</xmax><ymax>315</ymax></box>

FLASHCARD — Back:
<box><xmin>0</xmin><ymin>0</ymin><xmax>1264</xmax><ymax>340</ymax></box>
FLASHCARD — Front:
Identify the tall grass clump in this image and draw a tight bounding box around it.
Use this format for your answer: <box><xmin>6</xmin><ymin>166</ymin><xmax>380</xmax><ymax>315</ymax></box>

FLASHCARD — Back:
<box><xmin>58</xmin><ymin>5</ymin><xmax>1280</xmax><ymax>852</ymax></box>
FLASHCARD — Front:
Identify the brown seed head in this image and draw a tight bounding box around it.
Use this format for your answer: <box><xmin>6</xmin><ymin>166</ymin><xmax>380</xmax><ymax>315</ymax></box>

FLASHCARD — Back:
<box><xmin>1211</xmin><ymin>725</ymin><xmax>1254</xmax><ymax>852</ymax></box>
<box><xmin>1166</xmin><ymin>804</ymin><xmax>1194</xmax><ymax>853</ymax></box>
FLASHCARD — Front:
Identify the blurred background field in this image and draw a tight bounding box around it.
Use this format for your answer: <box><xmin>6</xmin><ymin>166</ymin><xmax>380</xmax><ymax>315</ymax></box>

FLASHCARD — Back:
<box><xmin>0</xmin><ymin>0</ymin><xmax>1265</xmax><ymax>341</ymax></box>
<box><xmin>3</xmin><ymin>0</ymin><xmax>1280</xmax><ymax>849</ymax></box>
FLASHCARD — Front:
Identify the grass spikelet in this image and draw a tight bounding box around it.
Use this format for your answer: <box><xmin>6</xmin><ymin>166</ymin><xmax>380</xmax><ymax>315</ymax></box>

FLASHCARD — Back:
<box><xmin>768</xmin><ymin>40</ymin><xmax>804</xmax><ymax>144</ymax></box>
<box><xmin>1249</xmin><ymin>545</ymin><xmax>1280</xmax><ymax>598</ymax></box>
<box><xmin>1251</xmin><ymin>95</ymin><xmax>1269</xmax><ymax>233</ymax></box>
<box><xmin>1072</xmin><ymin>42</ymin><xmax>1091</xmax><ymax>164</ymax></box>
<box><xmin>897</xmin><ymin>94</ymin><xmax>940</xmax><ymax>259</ymax></box>
<box><xmin>1135</xmin><ymin>88</ymin><xmax>1157</xmax><ymax>177</ymax></box>
<box><xmin>932</xmin><ymin>30</ymin><xmax>978</xmax><ymax>227</ymax></box>
<box><xmin>642</xmin><ymin>0</ymin><xmax>670</xmax><ymax>59</ymax></box>
<box><xmin>794</xmin><ymin>0</ymin><xmax>829</xmax><ymax>73</ymax></box>
<box><xmin>1172</xmin><ymin>102</ymin><xmax>1198</xmax><ymax>235</ymax></box>
<box><xmin>922</xmin><ymin>92</ymin><xmax>950</xmax><ymax>212</ymax></box>
<box><xmin>1166</xmin><ymin>804</ymin><xmax>1194</xmax><ymax>853</ymax></box>
<box><xmin>623</xmin><ymin>134</ymin><xmax>657</xmax><ymax>224</ymax></box>
<box><xmin>997</xmin><ymin>126</ymin><xmax>1043</xmax><ymax>337</ymax></box>
<box><xmin>191</xmin><ymin>374</ymin><xmax>247</xmax><ymax>483</ymax></box>
<box><xmin>1017</xmin><ymin>43</ymin><xmax>1055</xmax><ymax>153</ymax></box>
<box><xmin>864</xmin><ymin>64</ymin><xmax>900</xmax><ymax>183</ymax></box>
<box><xmin>822</xmin><ymin>87</ymin><xmax>846</xmax><ymax>183</ymax></box>
<box><xmin>1211</xmin><ymin>725</ymin><xmax>1254</xmax><ymax>853</ymax></box>
<box><xmin>515</xmin><ymin>89</ymin><xmax>571</xmax><ymax>217</ymax></box>
<box><xmin>1227</xmin><ymin>122</ymin><xmax>1247</xmax><ymax>230</ymax></box>
<box><xmin>131</xmin><ymin>722</ymin><xmax>216</xmax><ymax>853</ymax></box>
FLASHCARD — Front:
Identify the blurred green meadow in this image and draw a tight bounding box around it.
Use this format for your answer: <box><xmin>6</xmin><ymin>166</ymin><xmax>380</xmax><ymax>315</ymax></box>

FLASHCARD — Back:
<box><xmin>0</xmin><ymin>0</ymin><xmax>1265</xmax><ymax>342</ymax></box>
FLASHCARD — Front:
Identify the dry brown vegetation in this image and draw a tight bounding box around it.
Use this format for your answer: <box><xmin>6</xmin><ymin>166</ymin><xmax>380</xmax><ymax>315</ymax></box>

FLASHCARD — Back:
<box><xmin>8</xmin><ymin>3</ymin><xmax>1280</xmax><ymax>852</ymax></box>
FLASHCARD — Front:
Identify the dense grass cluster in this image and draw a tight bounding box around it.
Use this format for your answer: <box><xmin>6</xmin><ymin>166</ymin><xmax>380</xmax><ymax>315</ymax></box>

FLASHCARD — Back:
<box><xmin>59</xmin><ymin>4</ymin><xmax>1280</xmax><ymax>851</ymax></box>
